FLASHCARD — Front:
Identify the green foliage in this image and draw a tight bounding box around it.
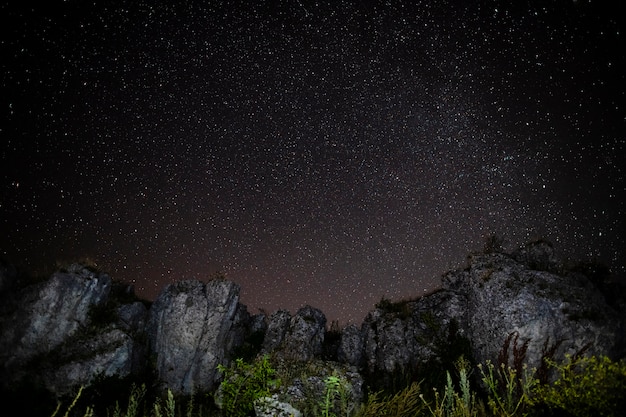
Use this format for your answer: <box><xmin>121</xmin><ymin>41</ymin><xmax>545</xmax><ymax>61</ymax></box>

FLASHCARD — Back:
<box><xmin>50</xmin><ymin>386</ymin><xmax>94</xmax><ymax>417</ymax></box>
<box><xmin>529</xmin><ymin>355</ymin><xmax>626</xmax><ymax>417</ymax></box>
<box><xmin>416</xmin><ymin>319</ymin><xmax>474</xmax><ymax>395</ymax></box>
<box><xmin>355</xmin><ymin>382</ymin><xmax>422</xmax><ymax>417</ymax></box>
<box><xmin>217</xmin><ymin>354</ymin><xmax>279</xmax><ymax>417</ymax></box>
<box><xmin>320</xmin><ymin>375</ymin><xmax>342</xmax><ymax>417</ymax></box>
<box><xmin>110</xmin><ymin>384</ymin><xmax>146</xmax><ymax>417</ymax></box>
<box><xmin>478</xmin><ymin>360</ymin><xmax>537</xmax><ymax>417</ymax></box>
<box><xmin>153</xmin><ymin>389</ymin><xmax>176</xmax><ymax>417</ymax></box>
<box><xmin>420</xmin><ymin>357</ymin><xmax>484</xmax><ymax>417</ymax></box>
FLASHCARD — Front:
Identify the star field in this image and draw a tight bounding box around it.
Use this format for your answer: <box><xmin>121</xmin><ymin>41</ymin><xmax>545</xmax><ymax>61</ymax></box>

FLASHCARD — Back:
<box><xmin>1</xmin><ymin>1</ymin><xmax>624</xmax><ymax>323</ymax></box>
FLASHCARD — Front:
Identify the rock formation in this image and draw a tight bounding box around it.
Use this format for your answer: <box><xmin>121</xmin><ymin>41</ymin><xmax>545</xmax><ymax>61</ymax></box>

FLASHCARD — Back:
<box><xmin>0</xmin><ymin>264</ymin><xmax>146</xmax><ymax>394</ymax></box>
<box><xmin>0</xmin><ymin>241</ymin><xmax>623</xmax><ymax>400</ymax></box>
<box><xmin>147</xmin><ymin>279</ymin><xmax>247</xmax><ymax>394</ymax></box>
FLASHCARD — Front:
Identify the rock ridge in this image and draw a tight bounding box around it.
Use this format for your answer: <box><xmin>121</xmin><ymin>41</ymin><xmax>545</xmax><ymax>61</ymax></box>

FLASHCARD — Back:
<box><xmin>0</xmin><ymin>241</ymin><xmax>624</xmax><ymax>396</ymax></box>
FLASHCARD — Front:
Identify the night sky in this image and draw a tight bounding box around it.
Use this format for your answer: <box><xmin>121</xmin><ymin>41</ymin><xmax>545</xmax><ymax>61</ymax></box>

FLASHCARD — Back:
<box><xmin>1</xmin><ymin>1</ymin><xmax>624</xmax><ymax>324</ymax></box>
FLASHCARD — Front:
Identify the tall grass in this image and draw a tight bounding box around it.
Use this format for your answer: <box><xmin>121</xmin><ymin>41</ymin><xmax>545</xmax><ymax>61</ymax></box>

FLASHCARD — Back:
<box><xmin>49</xmin><ymin>354</ymin><xmax>626</xmax><ymax>417</ymax></box>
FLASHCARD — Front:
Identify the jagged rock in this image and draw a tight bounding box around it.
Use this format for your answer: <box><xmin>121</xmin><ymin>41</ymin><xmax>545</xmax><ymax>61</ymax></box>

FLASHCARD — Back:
<box><xmin>356</xmin><ymin>242</ymin><xmax>625</xmax><ymax>381</ymax></box>
<box><xmin>147</xmin><ymin>279</ymin><xmax>245</xmax><ymax>394</ymax></box>
<box><xmin>225</xmin><ymin>303</ymin><xmax>252</xmax><ymax>355</ymax></box>
<box><xmin>1</xmin><ymin>241</ymin><xmax>624</xmax><ymax>401</ymax></box>
<box><xmin>41</xmin><ymin>327</ymin><xmax>142</xmax><ymax>394</ymax></box>
<box><xmin>0</xmin><ymin>265</ymin><xmax>112</xmax><ymax>389</ymax></box>
<box><xmin>276</xmin><ymin>305</ymin><xmax>326</xmax><ymax>362</ymax></box>
<box><xmin>443</xmin><ymin>249</ymin><xmax>625</xmax><ymax>371</ymax></box>
<box><xmin>250</xmin><ymin>312</ymin><xmax>268</xmax><ymax>334</ymax></box>
<box><xmin>262</xmin><ymin>309</ymin><xmax>291</xmax><ymax>353</ymax></box>
<box><xmin>337</xmin><ymin>324</ymin><xmax>363</xmax><ymax>367</ymax></box>
<box><xmin>511</xmin><ymin>239</ymin><xmax>561</xmax><ymax>273</ymax></box>
<box><xmin>117</xmin><ymin>301</ymin><xmax>148</xmax><ymax>332</ymax></box>
<box><xmin>276</xmin><ymin>359</ymin><xmax>364</xmax><ymax>416</ymax></box>
<box><xmin>254</xmin><ymin>395</ymin><xmax>302</xmax><ymax>417</ymax></box>
<box><xmin>359</xmin><ymin>289</ymin><xmax>467</xmax><ymax>376</ymax></box>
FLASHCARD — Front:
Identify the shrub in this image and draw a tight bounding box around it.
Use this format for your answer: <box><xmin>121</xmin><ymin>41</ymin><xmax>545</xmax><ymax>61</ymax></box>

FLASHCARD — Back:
<box><xmin>529</xmin><ymin>355</ymin><xmax>626</xmax><ymax>417</ymax></box>
<box><xmin>420</xmin><ymin>357</ymin><xmax>484</xmax><ymax>417</ymax></box>
<box><xmin>216</xmin><ymin>354</ymin><xmax>280</xmax><ymax>417</ymax></box>
<box><xmin>356</xmin><ymin>382</ymin><xmax>422</xmax><ymax>417</ymax></box>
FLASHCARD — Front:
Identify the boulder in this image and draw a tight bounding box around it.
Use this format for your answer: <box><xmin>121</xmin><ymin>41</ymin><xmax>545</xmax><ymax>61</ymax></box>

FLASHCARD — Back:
<box><xmin>337</xmin><ymin>324</ymin><xmax>363</xmax><ymax>367</ymax></box>
<box><xmin>275</xmin><ymin>305</ymin><xmax>326</xmax><ymax>362</ymax></box>
<box><xmin>0</xmin><ymin>264</ymin><xmax>113</xmax><ymax>389</ymax></box>
<box><xmin>444</xmin><ymin>250</ymin><xmax>625</xmax><ymax>371</ymax></box>
<box><xmin>147</xmin><ymin>279</ymin><xmax>245</xmax><ymax>394</ymax></box>
<box><xmin>277</xmin><ymin>360</ymin><xmax>364</xmax><ymax>416</ymax></box>
<box><xmin>262</xmin><ymin>309</ymin><xmax>291</xmax><ymax>353</ymax></box>
<box><xmin>356</xmin><ymin>242</ymin><xmax>625</xmax><ymax>381</ymax></box>
<box><xmin>254</xmin><ymin>395</ymin><xmax>302</xmax><ymax>417</ymax></box>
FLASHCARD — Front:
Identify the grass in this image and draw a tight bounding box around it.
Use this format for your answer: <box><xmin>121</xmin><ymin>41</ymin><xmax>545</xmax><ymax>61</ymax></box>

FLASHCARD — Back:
<box><xmin>42</xmin><ymin>353</ymin><xmax>625</xmax><ymax>417</ymax></box>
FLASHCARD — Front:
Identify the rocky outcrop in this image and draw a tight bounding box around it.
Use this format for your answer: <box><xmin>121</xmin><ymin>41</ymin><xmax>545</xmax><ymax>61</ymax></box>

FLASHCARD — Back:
<box><xmin>351</xmin><ymin>242</ymin><xmax>625</xmax><ymax>380</ymax></box>
<box><xmin>261</xmin><ymin>306</ymin><xmax>327</xmax><ymax>362</ymax></box>
<box><xmin>0</xmin><ymin>264</ymin><xmax>147</xmax><ymax>394</ymax></box>
<box><xmin>337</xmin><ymin>324</ymin><xmax>363</xmax><ymax>366</ymax></box>
<box><xmin>262</xmin><ymin>309</ymin><xmax>291</xmax><ymax>353</ymax></box>
<box><xmin>443</xmin><ymin>250</ymin><xmax>625</xmax><ymax>371</ymax></box>
<box><xmin>147</xmin><ymin>279</ymin><xmax>247</xmax><ymax>394</ymax></box>
<box><xmin>279</xmin><ymin>305</ymin><xmax>327</xmax><ymax>362</ymax></box>
<box><xmin>0</xmin><ymin>241</ymin><xmax>624</xmax><ymax>399</ymax></box>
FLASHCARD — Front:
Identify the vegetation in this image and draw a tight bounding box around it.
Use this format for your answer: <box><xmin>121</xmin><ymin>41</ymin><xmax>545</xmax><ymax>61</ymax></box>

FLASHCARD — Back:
<box><xmin>216</xmin><ymin>354</ymin><xmax>279</xmax><ymax>417</ymax></box>
<box><xmin>35</xmin><ymin>352</ymin><xmax>625</xmax><ymax>417</ymax></box>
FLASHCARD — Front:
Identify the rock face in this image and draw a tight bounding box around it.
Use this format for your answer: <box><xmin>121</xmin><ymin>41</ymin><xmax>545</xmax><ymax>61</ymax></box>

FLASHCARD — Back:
<box><xmin>262</xmin><ymin>309</ymin><xmax>292</xmax><ymax>353</ymax></box>
<box><xmin>147</xmin><ymin>279</ymin><xmax>247</xmax><ymax>394</ymax></box>
<box><xmin>353</xmin><ymin>242</ymin><xmax>625</xmax><ymax>379</ymax></box>
<box><xmin>444</xmin><ymin>249</ymin><xmax>625</xmax><ymax>371</ymax></box>
<box><xmin>0</xmin><ymin>265</ymin><xmax>147</xmax><ymax>393</ymax></box>
<box><xmin>267</xmin><ymin>305</ymin><xmax>327</xmax><ymax>362</ymax></box>
<box><xmin>282</xmin><ymin>306</ymin><xmax>327</xmax><ymax>362</ymax></box>
<box><xmin>0</xmin><ymin>241</ymin><xmax>624</xmax><ymax>399</ymax></box>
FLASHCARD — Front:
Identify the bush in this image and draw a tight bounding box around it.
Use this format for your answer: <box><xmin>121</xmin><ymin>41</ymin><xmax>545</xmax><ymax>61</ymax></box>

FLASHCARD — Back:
<box><xmin>529</xmin><ymin>355</ymin><xmax>626</xmax><ymax>417</ymax></box>
<box><xmin>216</xmin><ymin>354</ymin><xmax>279</xmax><ymax>417</ymax></box>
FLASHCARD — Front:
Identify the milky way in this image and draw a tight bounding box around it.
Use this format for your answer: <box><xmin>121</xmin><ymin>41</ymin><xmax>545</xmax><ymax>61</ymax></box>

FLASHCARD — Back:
<box><xmin>1</xmin><ymin>1</ymin><xmax>624</xmax><ymax>323</ymax></box>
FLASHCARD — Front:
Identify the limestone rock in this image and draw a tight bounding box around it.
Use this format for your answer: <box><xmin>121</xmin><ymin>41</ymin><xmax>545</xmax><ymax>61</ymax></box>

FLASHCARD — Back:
<box><xmin>41</xmin><ymin>327</ymin><xmax>141</xmax><ymax>394</ymax></box>
<box><xmin>337</xmin><ymin>324</ymin><xmax>363</xmax><ymax>367</ymax></box>
<box><xmin>278</xmin><ymin>305</ymin><xmax>326</xmax><ymax>362</ymax></box>
<box><xmin>254</xmin><ymin>395</ymin><xmax>302</xmax><ymax>417</ymax></box>
<box><xmin>0</xmin><ymin>265</ymin><xmax>112</xmax><ymax>388</ymax></box>
<box><xmin>147</xmin><ymin>279</ymin><xmax>244</xmax><ymax>394</ymax></box>
<box><xmin>262</xmin><ymin>309</ymin><xmax>291</xmax><ymax>353</ymax></box>
<box><xmin>444</xmin><ymin>249</ymin><xmax>625</xmax><ymax>370</ymax></box>
<box><xmin>277</xmin><ymin>360</ymin><xmax>364</xmax><ymax>416</ymax></box>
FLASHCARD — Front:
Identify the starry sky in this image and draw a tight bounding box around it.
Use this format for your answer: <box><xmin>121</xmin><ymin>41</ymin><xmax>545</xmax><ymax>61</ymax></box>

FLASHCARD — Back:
<box><xmin>1</xmin><ymin>0</ymin><xmax>624</xmax><ymax>324</ymax></box>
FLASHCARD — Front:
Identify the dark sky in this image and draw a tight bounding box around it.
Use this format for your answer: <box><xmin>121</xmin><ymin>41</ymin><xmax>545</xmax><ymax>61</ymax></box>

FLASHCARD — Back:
<box><xmin>1</xmin><ymin>0</ymin><xmax>624</xmax><ymax>324</ymax></box>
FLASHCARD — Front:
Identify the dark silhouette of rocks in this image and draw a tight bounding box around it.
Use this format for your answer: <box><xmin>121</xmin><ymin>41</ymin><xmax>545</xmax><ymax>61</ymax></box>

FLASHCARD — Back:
<box><xmin>0</xmin><ymin>241</ymin><xmax>624</xmax><ymax>397</ymax></box>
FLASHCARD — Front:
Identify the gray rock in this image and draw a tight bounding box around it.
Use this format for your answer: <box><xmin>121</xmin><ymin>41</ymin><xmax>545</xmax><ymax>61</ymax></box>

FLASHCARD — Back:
<box><xmin>279</xmin><ymin>305</ymin><xmax>327</xmax><ymax>362</ymax></box>
<box><xmin>42</xmin><ymin>328</ymin><xmax>140</xmax><ymax>394</ymax></box>
<box><xmin>444</xmin><ymin>249</ymin><xmax>625</xmax><ymax>370</ymax></box>
<box><xmin>147</xmin><ymin>279</ymin><xmax>244</xmax><ymax>394</ymax></box>
<box><xmin>0</xmin><ymin>265</ymin><xmax>112</xmax><ymax>387</ymax></box>
<box><xmin>277</xmin><ymin>360</ymin><xmax>364</xmax><ymax>416</ymax></box>
<box><xmin>359</xmin><ymin>243</ymin><xmax>624</xmax><ymax>379</ymax></box>
<box><xmin>262</xmin><ymin>309</ymin><xmax>291</xmax><ymax>353</ymax></box>
<box><xmin>511</xmin><ymin>239</ymin><xmax>561</xmax><ymax>273</ymax></box>
<box><xmin>337</xmin><ymin>324</ymin><xmax>363</xmax><ymax>367</ymax></box>
<box><xmin>254</xmin><ymin>395</ymin><xmax>302</xmax><ymax>417</ymax></box>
